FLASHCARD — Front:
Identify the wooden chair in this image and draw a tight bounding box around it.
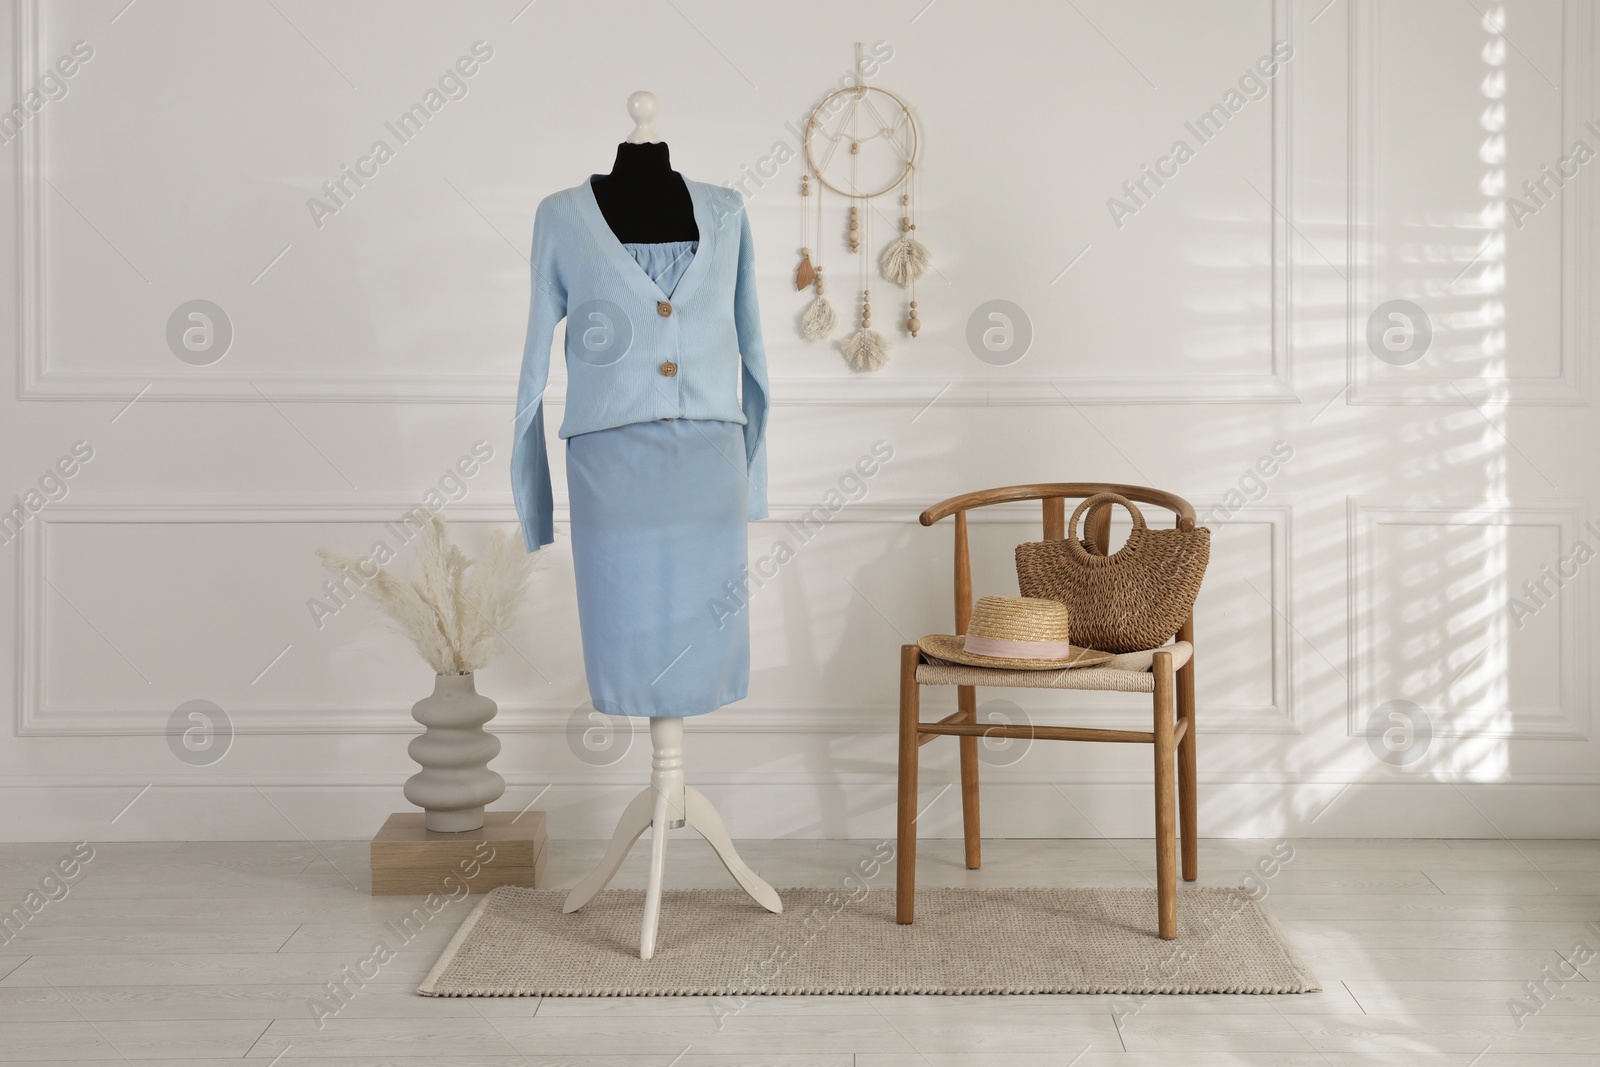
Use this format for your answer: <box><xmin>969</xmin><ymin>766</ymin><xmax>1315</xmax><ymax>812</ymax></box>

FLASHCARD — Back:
<box><xmin>896</xmin><ymin>483</ymin><xmax>1199</xmax><ymax>939</ymax></box>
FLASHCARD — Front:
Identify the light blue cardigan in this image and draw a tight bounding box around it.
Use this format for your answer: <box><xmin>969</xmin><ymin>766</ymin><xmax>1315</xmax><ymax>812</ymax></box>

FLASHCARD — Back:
<box><xmin>512</xmin><ymin>175</ymin><xmax>770</xmax><ymax>551</ymax></box>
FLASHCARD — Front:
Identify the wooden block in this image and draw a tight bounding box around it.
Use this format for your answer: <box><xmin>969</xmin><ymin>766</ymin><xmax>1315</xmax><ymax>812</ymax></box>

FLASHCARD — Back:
<box><xmin>369</xmin><ymin>811</ymin><xmax>547</xmax><ymax>896</ymax></box>
<box><xmin>371</xmin><ymin>811</ymin><xmax>546</xmax><ymax>868</ymax></box>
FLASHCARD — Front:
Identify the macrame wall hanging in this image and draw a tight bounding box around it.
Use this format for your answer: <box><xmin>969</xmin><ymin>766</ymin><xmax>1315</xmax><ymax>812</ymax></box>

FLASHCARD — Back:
<box><xmin>798</xmin><ymin>44</ymin><xmax>927</xmax><ymax>372</ymax></box>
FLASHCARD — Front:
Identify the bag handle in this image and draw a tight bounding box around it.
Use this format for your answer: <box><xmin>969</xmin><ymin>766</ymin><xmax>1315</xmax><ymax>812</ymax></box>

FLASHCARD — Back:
<box><xmin>1065</xmin><ymin>493</ymin><xmax>1146</xmax><ymax>561</ymax></box>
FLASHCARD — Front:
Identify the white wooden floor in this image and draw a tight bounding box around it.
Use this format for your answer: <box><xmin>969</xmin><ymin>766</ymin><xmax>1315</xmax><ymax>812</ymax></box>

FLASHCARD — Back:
<box><xmin>0</xmin><ymin>836</ymin><xmax>1597</xmax><ymax>1065</ymax></box>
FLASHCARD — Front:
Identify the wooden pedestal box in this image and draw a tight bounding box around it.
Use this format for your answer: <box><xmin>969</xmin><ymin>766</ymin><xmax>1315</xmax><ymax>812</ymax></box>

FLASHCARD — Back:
<box><xmin>369</xmin><ymin>811</ymin><xmax>546</xmax><ymax>896</ymax></box>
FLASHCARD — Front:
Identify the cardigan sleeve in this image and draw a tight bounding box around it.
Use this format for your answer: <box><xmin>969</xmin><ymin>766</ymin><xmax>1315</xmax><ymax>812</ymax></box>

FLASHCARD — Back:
<box><xmin>511</xmin><ymin>199</ymin><xmax>566</xmax><ymax>551</ymax></box>
<box><xmin>733</xmin><ymin>199</ymin><xmax>770</xmax><ymax>521</ymax></box>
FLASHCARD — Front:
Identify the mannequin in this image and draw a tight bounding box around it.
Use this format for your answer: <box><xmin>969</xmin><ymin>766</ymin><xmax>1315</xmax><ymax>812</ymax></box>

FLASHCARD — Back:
<box><xmin>559</xmin><ymin>91</ymin><xmax>782</xmax><ymax>961</ymax></box>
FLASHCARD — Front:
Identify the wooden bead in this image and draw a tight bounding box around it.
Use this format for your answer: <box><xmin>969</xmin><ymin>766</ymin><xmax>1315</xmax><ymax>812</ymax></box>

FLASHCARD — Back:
<box><xmin>850</xmin><ymin>142</ymin><xmax>859</xmax><ymax>154</ymax></box>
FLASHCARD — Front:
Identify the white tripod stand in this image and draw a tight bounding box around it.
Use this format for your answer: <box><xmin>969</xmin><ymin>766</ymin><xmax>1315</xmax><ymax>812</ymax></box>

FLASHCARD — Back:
<box><xmin>563</xmin><ymin>716</ymin><xmax>783</xmax><ymax>959</ymax></box>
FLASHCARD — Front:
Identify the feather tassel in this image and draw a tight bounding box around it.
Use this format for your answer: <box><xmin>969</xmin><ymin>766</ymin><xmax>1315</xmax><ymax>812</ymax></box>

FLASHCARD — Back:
<box><xmin>840</xmin><ymin>328</ymin><xmax>889</xmax><ymax>372</ymax></box>
<box><xmin>801</xmin><ymin>295</ymin><xmax>837</xmax><ymax>340</ymax></box>
<box><xmin>879</xmin><ymin>235</ymin><xmax>930</xmax><ymax>287</ymax></box>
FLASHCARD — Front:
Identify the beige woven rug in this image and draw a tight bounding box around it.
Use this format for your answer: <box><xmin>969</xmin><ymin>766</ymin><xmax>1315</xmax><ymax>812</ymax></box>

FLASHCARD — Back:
<box><xmin>418</xmin><ymin>886</ymin><xmax>1319</xmax><ymax>997</ymax></box>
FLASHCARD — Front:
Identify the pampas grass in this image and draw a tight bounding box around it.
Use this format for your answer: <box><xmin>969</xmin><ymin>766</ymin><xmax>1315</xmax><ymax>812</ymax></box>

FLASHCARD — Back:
<box><xmin>318</xmin><ymin>515</ymin><xmax>535</xmax><ymax>675</ymax></box>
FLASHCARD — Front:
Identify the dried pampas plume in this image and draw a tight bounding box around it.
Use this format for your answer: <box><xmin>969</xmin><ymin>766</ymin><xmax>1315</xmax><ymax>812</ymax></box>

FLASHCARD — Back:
<box><xmin>801</xmin><ymin>295</ymin><xmax>836</xmax><ymax>339</ymax></box>
<box><xmin>879</xmin><ymin>235</ymin><xmax>929</xmax><ymax>287</ymax></box>
<box><xmin>318</xmin><ymin>515</ymin><xmax>536</xmax><ymax>676</ymax></box>
<box><xmin>840</xmin><ymin>328</ymin><xmax>889</xmax><ymax>372</ymax></box>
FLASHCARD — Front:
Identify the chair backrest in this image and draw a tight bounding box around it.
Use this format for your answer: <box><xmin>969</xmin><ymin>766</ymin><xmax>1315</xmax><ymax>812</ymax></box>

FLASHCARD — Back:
<box><xmin>918</xmin><ymin>482</ymin><xmax>1198</xmax><ymax>636</ymax></box>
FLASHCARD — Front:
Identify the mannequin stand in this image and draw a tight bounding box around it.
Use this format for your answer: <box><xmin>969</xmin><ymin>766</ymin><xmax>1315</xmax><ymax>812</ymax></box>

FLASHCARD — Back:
<box><xmin>564</xmin><ymin>716</ymin><xmax>782</xmax><ymax>959</ymax></box>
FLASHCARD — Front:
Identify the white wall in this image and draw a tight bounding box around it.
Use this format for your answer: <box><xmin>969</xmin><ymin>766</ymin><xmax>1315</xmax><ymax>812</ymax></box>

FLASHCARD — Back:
<box><xmin>3</xmin><ymin>0</ymin><xmax>1597</xmax><ymax>841</ymax></box>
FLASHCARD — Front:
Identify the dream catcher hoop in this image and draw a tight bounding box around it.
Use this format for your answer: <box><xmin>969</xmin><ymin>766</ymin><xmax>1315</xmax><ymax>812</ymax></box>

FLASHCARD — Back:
<box><xmin>797</xmin><ymin>45</ymin><xmax>928</xmax><ymax>372</ymax></box>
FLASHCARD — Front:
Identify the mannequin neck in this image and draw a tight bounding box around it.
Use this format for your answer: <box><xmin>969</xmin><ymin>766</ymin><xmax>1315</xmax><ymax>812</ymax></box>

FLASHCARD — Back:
<box><xmin>590</xmin><ymin>141</ymin><xmax>698</xmax><ymax>243</ymax></box>
<box><xmin>606</xmin><ymin>140</ymin><xmax>674</xmax><ymax>180</ymax></box>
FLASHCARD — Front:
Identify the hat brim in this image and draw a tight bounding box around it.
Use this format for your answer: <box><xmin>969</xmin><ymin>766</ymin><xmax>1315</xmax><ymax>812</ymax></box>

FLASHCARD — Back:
<box><xmin>918</xmin><ymin>634</ymin><xmax>1114</xmax><ymax>671</ymax></box>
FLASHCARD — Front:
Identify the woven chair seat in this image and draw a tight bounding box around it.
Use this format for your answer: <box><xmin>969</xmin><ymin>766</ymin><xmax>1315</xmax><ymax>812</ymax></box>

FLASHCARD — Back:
<box><xmin>916</xmin><ymin>641</ymin><xmax>1193</xmax><ymax>693</ymax></box>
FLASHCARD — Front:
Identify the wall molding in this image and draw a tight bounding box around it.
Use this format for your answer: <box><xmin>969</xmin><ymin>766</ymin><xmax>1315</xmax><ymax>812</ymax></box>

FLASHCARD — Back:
<box><xmin>1347</xmin><ymin>0</ymin><xmax>1592</xmax><ymax>405</ymax></box>
<box><xmin>3</xmin><ymin>779</ymin><xmax>1598</xmax><ymax>842</ymax></box>
<box><xmin>13</xmin><ymin>0</ymin><xmax>1301</xmax><ymax>407</ymax></box>
<box><xmin>11</xmin><ymin>768</ymin><xmax>1600</xmax><ymax>788</ymax></box>
<box><xmin>1346</xmin><ymin>496</ymin><xmax>1593</xmax><ymax>741</ymax></box>
<box><xmin>15</xmin><ymin>493</ymin><xmax>1295</xmax><ymax>737</ymax></box>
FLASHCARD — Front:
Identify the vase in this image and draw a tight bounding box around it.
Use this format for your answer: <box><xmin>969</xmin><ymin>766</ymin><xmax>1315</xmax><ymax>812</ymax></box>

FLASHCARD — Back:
<box><xmin>403</xmin><ymin>672</ymin><xmax>505</xmax><ymax>832</ymax></box>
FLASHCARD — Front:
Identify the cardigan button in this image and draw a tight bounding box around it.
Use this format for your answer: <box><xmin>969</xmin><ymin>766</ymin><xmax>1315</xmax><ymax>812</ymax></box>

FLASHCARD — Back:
<box><xmin>660</xmin><ymin>360</ymin><xmax>678</xmax><ymax>377</ymax></box>
<box><xmin>656</xmin><ymin>301</ymin><xmax>672</xmax><ymax>317</ymax></box>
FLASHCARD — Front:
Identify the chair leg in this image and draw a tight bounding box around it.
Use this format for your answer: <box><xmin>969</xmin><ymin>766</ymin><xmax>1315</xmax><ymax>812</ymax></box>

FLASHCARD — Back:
<box><xmin>896</xmin><ymin>644</ymin><xmax>922</xmax><ymax>925</ymax></box>
<box><xmin>957</xmin><ymin>684</ymin><xmax>981</xmax><ymax>869</ymax></box>
<box><xmin>1176</xmin><ymin>623</ymin><xmax>1198</xmax><ymax>882</ymax></box>
<box><xmin>1152</xmin><ymin>650</ymin><xmax>1178</xmax><ymax>940</ymax></box>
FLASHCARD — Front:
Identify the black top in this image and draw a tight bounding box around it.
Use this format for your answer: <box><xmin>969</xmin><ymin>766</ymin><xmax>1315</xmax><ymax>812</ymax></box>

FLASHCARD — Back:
<box><xmin>589</xmin><ymin>141</ymin><xmax>699</xmax><ymax>244</ymax></box>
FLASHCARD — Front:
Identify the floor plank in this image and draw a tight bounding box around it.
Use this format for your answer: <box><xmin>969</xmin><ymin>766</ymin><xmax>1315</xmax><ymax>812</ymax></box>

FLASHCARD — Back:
<box><xmin>248</xmin><ymin>1017</ymin><xmax>524</xmax><ymax>1059</ymax></box>
<box><xmin>0</xmin><ymin>952</ymin><xmax>432</xmax><ymax>987</ymax></box>
<box><xmin>1424</xmin><ymin>869</ymin><xmax>1600</xmax><ymax>894</ymax></box>
<box><xmin>0</xmin><ymin>923</ymin><xmax>298</xmax><ymax>955</ymax></box>
<box><xmin>31</xmin><ymin>982</ymin><xmax>490</xmax><ymax>1022</ymax></box>
<box><xmin>1290</xmin><ymin>1012</ymin><xmax>1600</xmax><ymax>1054</ymax></box>
<box><xmin>1268</xmin><ymin>893</ymin><xmax>1600</xmax><ymax>922</ymax></box>
<box><xmin>1280</xmin><ymin>918</ymin><xmax>1594</xmax><ymax>950</ymax></box>
<box><xmin>1345</xmin><ymin>979</ymin><xmax>1600</xmax><ymax>1017</ymax></box>
<box><xmin>1294</xmin><ymin>946</ymin><xmax>1579</xmax><ymax>981</ymax></box>
<box><xmin>0</xmin><ymin>1019</ymin><xmax>268</xmax><ymax>1061</ymax></box>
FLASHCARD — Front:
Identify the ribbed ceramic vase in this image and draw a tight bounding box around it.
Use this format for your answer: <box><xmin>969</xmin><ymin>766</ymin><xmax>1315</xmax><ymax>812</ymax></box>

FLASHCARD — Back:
<box><xmin>403</xmin><ymin>672</ymin><xmax>505</xmax><ymax>832</ymax></box>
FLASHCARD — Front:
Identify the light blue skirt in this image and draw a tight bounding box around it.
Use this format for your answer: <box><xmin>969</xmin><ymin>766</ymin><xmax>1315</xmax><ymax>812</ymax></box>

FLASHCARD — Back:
<box><xmin>566</xmin><ymin>418</ymin><xmax>749</xmax><ymax>717</ymax></box>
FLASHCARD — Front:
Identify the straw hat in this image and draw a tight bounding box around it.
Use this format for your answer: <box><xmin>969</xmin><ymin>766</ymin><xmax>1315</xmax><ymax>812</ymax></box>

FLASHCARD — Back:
<box><xmin>919</xmin><ymin>596</ymin><xmax>1112</xmax><ymax>670</ymax></box>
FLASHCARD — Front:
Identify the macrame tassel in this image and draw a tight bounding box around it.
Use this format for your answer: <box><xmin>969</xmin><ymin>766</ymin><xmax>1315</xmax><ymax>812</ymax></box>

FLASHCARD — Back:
<box><xmin>801</xmin><ymin>295</ymin><xmax>836</xmax><ymax>339</ymax></box>
<box><xmin>840</xmin><ymin>328</ymin><xmax>888</xmax><ymax>372</ymax></box>
<box><xmin>879</xmin><ymin>234</ymin><xmax>930</xmax><ymax>287</ymax></box>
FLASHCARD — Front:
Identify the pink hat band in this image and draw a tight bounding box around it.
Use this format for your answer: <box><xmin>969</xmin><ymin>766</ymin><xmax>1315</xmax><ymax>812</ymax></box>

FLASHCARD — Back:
<box><xmin>961</xmin><ymin>635</ymin><xmax>1075</xmax><ymax>660</ymax></box>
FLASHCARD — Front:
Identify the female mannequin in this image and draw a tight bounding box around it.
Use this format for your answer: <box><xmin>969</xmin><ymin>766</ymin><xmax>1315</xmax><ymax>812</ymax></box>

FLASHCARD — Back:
<box><xmin>514</xmin><ymin>92</ymin><xmax>780</xmax><ymax>959</ymax></box>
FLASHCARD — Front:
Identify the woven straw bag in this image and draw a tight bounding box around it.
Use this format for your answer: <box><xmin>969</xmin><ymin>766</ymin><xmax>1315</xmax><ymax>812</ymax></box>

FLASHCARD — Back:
<box><xmin>1014</xmin><ymin>493</ymin><xmax>1210</xmax><ymax>654</ymax></box>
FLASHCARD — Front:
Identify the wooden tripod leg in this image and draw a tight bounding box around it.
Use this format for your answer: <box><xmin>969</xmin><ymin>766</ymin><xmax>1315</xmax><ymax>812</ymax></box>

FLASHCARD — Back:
<box><xmin>896</xmin><ymin>644</ymin><xmax>921</xmax><ymax>925</ymax></box>
<box><xmin>1153</xmin><ymin>650</ymin><xmax>1178</xmax><ymax>940</ymax></box>
<box><xmin>563</xmin><ymin>787</ymin><xmax>654</xmax><ymax>914</ymax></box>
<box><xmin>639</xmin><ymin>784</ymin><xmax>671</xmax><ymax>961</ymax></box>
<box><xmin>684</xmin><ymin>786</ymin><xmax>782</xmax><ymax>914</ymax></box>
